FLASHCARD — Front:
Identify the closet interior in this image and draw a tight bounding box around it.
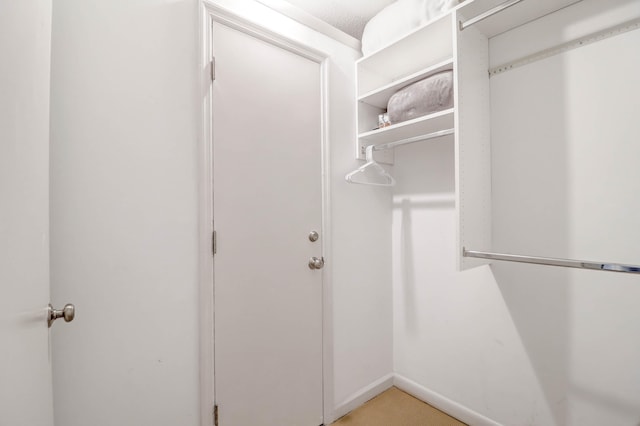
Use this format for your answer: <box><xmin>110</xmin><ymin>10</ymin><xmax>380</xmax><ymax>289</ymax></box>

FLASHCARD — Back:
<box><xmin>27</xmin><ymin>0</ymin><xmax>638</xmax><ymax>424</ymax></box>
<box><xmin>349</xmin><ymin>0</ymin><xmax>640</xmax><ymax>272</ymax></box>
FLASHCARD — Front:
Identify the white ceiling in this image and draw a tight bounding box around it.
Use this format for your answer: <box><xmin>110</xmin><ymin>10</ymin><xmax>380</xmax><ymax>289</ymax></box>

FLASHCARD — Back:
<box><xmin>283</xmin><ymin>0</ymin><xmax>396</xmax><ymax>39</ymax></box>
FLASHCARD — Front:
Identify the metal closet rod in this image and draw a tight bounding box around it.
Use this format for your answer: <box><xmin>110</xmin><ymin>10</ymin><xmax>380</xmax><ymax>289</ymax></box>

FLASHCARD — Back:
<box><xmin>459</xmin><ymin>0</ymin><xmax>525</xmax><ymax>31</ymax></box>
<box><xmin>373</xmin><ymin>128</ymin><xmax>455</xmax><ymax>151</ymax></box>
<box><xmin>463</xmin><ymin>248</ymin><xmax>640</xmax><ymax>274</ymax></box>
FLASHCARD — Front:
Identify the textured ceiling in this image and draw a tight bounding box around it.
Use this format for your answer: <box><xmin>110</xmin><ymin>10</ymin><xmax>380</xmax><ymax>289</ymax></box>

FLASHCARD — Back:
<box><xmin>283</xmin><ymin>0</ymin><xmax>396</xmax><ymax>39</ymax></box>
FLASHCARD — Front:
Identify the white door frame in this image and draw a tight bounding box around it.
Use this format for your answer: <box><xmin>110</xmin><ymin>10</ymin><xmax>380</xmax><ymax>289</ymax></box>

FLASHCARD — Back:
<box><xmin>198</xmin><ymin>1</ymin><xmax>334</xmax><ymax>424</ymax></box>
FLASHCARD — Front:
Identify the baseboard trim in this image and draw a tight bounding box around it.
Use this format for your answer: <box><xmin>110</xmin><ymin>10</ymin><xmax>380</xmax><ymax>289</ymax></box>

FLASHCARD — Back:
<box><xmin>393</xmin><ymin>374</ymin><xmax>502</xmax><ymax>426</ymax></box>
<box><xmin>331</xmin><ymin>373</ymin><xmax>395</xmax><ymax>422</ymax></box>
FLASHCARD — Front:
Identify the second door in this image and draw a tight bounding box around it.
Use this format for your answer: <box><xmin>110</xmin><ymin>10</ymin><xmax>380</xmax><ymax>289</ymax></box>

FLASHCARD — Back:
<box><xmin>212</xmin><ymin>20</ymin><xmax>324</xmax><ymax>426</ymax></box>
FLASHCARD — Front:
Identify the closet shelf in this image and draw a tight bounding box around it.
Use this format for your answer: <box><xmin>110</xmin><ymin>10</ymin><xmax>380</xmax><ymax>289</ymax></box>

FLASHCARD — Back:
<box><xmin>358</xmin><ymin>108</ymin><xmax>454</xmax><ymax>145</ymax></box>
<box><xmin>457</xmin><ymin>0</ymin><xmax>582</xmax><ymax>37</ymax></box>
<box><xmin>358</xmin><ymin>58</ymin><xmax>454</xmax><ymax>109</ymax></box>
<box><xmin>352</xmin><ymin>2</ymin><xmax>493</xmax><ymax>271</ymax></box>
<box><xmin>356</xmin><ymin>14</ymin><xmax>453</xmax><ymax>96</ymax></box>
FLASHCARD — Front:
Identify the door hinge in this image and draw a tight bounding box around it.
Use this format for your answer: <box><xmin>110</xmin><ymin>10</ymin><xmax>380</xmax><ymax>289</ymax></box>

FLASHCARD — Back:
<box><xmin>213</xmin><ymin>404</ymin><xmax>219</xmax><ymax>426</ymax></box>
<box><xmin>212</xmin><ymin>230</ymin><xmax>217</xmax><ymax>255</ymax></box>
<box><xmin>211</xmin><ymin>57</ymin><xmax>216</xmax><ymax>81</ymax></box>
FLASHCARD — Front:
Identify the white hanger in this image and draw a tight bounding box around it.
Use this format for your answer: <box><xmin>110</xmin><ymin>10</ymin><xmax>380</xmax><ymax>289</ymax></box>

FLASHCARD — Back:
<box><xmin>345</xmin><ymin>144</ymin><xmax>396</xmax><ymax>187</ymax></box>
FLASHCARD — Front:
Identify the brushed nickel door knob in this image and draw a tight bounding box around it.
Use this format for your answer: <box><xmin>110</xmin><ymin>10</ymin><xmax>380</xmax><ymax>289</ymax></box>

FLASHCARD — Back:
<box><xmin>47</xmin><ymin>303</ymin><xmax>75</xmax><ymax>328</ymax></box>
<box><xmin>308</xmin><ymin>257</ymin><xmax>324</xmax><ymax>270</ymax></box>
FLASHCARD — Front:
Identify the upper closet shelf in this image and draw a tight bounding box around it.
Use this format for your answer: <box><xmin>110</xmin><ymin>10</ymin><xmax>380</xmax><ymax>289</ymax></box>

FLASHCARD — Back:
<box><xmin>356</xmin><ymin>14</ymin><xmax>453</xmax><ymax>97</ymax></box>
<box><xmin>358</xmin><ymin>108</ymin><xmax>454</xmax><ymax>145</ymax></box>
<box><xmin>457</xmin><ymin>0</ymin><xmax>582</xmax><ymax>37</ymax></box>
<box><xmin>358</xmin><ymin>58</ymin><xmax>454</xmax><ymax>109</ymax></box>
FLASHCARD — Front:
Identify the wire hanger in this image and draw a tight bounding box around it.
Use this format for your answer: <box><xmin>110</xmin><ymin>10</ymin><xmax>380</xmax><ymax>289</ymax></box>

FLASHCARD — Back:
<box><xmin>344</xmin><ymin>144</ymin><xmax>396</xmax><ymax>187</ymax></box>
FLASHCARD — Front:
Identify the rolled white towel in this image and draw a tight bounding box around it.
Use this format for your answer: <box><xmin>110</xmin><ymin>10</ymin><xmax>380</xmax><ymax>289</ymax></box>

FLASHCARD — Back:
<box><xmin>361</xmin><ymin>0</ymin><xmax>460</xmax><ymax>56</ymax></box>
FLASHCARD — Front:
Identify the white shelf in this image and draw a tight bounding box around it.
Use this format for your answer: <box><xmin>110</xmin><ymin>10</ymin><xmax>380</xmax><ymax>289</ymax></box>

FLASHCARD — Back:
<box><xmin>350</xmin><ymin>1</ymin><xmax>496</xmax><ymax>271</ymax></box>
<box><xmin>351</xmin><ymin>0</ymin><xmax>587</xmax><ymax>271</ymax></box>
<box><xmin>358</xmin><ymin>108</ymin><xmax>454</xmax><ymax>145</ymax></box>
<box><xmin>456</xmin><ymin>0</ymin><xmax>582</xmax><ymax>37</ymax></box>
<box><xmin>356</xmin><ymin>14</ymin><xmax>454</xmax><ymax>96</ymax></box>
<box><xmin>358</xmin><ymin>59</ymin><xmax>454</xmax><ymax>109</ymax></box>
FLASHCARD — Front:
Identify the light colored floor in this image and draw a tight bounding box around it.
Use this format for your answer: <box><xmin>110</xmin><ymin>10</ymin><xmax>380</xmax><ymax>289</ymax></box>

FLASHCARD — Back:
<box><xmin>331</xmin><ymin>387</ymin><xmax>466</xmax><ymax>426</ymax></box>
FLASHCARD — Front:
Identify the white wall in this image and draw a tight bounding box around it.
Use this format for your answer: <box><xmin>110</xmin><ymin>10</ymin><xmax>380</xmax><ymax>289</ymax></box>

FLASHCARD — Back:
<box><xmin>392</xmin><ymin>139</ymin><xmax>553</xmax><ymax>425</ymax></box>
<box><xmin>489</xmin><ymin>1</ymin><xmax>640</xmax><ymax>424</ymax></box>
<box><xmin>50</xmin><ymin>0</ymin><xmax>393</xmax><ymax>424</ymax></box>
<box><xmin>49</xmin><ymin>0</ymin><xmax>201</xmax><ymax>424</ymax></box>
<box><xmin>392</xmin><ymin>1</ymin><xmax>640</xmax><ymax>425</ymax></box>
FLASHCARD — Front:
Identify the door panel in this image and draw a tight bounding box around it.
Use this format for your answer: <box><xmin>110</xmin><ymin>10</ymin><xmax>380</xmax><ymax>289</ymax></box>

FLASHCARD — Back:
<box><xmin>212</xmin><ymin>22</ymin><xmax>324</xmax><ymax>426</ymax></box>
<box><xmin>0</xmin><ymin>1</ymin><xmax>54</xmax><ymax>425</ymax></box>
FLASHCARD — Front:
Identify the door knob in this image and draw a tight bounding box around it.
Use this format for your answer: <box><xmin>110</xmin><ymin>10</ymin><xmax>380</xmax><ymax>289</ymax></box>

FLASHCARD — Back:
<box><xmin>308</xmin><ymin>257</ymin><xmax>324</xmax><ymax>270</ymax></box>
<box><xmin>47</xmin><ymin>303</ymin><xmax>75</xmax><ymax>328</ymax></box>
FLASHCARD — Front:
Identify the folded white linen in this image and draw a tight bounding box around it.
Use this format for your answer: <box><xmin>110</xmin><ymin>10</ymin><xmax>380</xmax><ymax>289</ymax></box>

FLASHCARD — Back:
<box><xmin>361</xmin><ymin>0</ymin><xmax>459</xmax><ymax>56</ymax></box>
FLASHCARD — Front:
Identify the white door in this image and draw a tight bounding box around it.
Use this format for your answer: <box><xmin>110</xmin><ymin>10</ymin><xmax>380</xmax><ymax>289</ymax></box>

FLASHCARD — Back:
<box><xmin>0</xmin><ymin>1</ymin><xmax>55</xmax><ymax>425</ymax></box>
<box><xmin>212</xmin><ymin>22</ymin><xmax>324</xmax><ymax>426</ymax></box>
